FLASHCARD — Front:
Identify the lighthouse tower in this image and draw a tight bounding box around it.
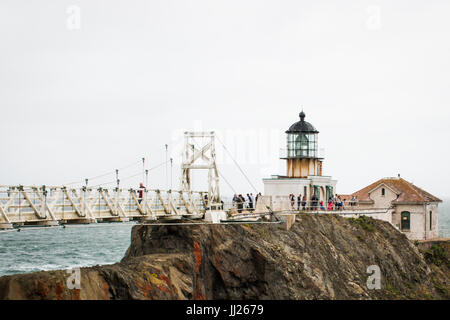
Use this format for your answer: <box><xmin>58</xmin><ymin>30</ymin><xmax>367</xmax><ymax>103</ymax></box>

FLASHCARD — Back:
<box><xmin>283</xmin><ymin>111</ymin><xmax>323</xmax><ymax>178</ymax></box>
<box><xmin>262</xmin><ymin>110</ymin><xmax>337</xmax><ymax>205</ymax></box>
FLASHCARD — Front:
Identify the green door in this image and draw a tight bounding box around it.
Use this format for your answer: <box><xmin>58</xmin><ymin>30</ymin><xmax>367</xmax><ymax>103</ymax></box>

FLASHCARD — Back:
<box><xmin>401</xmin><ymin>211</ymin><xmax>410</xmax><ymax>230</ymax></box>
<box><xmin>313</xmin><ymin>185</ymin><xmax>320</xmax><ymax>201</ymax></box>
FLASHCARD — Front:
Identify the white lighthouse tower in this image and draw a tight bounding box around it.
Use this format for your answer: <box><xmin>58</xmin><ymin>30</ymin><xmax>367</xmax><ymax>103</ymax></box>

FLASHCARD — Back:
<box><xmin>263</xmin><ymin>111</ymin><xmax>337</xmax><ymax>207</ymax></box>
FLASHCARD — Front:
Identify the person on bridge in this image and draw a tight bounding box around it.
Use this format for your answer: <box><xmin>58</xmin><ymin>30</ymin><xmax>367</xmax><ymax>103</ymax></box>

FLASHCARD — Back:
<box><xmin>232</xmin><ymin>194</ymin><xmax>239</xmax><ymax>207</ymax></box>
<box><xmin>255</xmin><ymin>192</ymin><xmax>262</xmax><ymax>208</ymax></box>
<box><xmin>237</xmin><ymin>194</ymin><xmax>245</xmax><ymax>213</ymax></box>
<box><xmin>311</xmin><ymin>194</ymin><xmax>318</xmax><ymax>210</ymax></box>
<box><xmin>340</xmin><ymin>197</ymin><xmax>344</xmax><ymax>210</ymax></box>
<box><xmin>247</xmin><ymin>193</ymin><xmax>253</xmax><ymax>210</ymax></box>
<box><xmin>204</xmin><ymin>194</ymin><xmax>209</xmax><ymax>208</ymax></box>
<box><xmin>297</xmin><ymin>194</ymin><xmax>302</xmax><ymax>211</ymax></box>
<box><xmin>327</xmin><ymin>198</ymin><xmax>333</xmax><ymax>211</ymax></box>
<box><xmin>289</xmin><ymin>193</ymin><xmax>295</xmax><ymax>209</ymax></box>
<box><xmin>335</xmin><ymin>196</ymin><xmax>342</xmax><ymax>210</ymax></box>
<box><xmin>138</xmin><ymin>183</ymin><xmax>146</xmax><ymax>204</ymax></box>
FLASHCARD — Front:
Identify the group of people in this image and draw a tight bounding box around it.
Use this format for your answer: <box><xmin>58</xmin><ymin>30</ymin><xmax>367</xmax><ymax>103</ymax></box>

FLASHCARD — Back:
<box><xmin>135</xmin><ymin>180</ymin><xmax>360</xmax><ymax>214</ymax></box>
<box><xmin>349</xmin><ymin>196</ymin><xmax>358</xmax><ymax>206</ymax></box>
<box><xmin>232</xmin><ymin>192</ymin><xmax>262</xmax><ymax>213</ymax></box>
<box><xmin>203</xmin><ymin>194</ymin><xmax>225</xmax><ymax>210</ymax></box>
<box><xmin>288</xmin><ymin>193</ymin><xmax>357</xmax><ymax>211</ymax></box>
<box><xmin>289</xmin><ymin>193</ymin><xmax>308</xmax><ymax>211</ymax></box>
<box><xmin>325</xmin><ymin>195</ymin><xmax>344</xmax><ymax>211</ymax></box>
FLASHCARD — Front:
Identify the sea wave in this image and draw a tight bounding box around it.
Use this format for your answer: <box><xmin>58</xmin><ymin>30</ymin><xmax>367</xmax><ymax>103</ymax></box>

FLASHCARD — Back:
<box><xmin>0</xmin><ymin>223</ymin><xmax>133</xmax><ymax>277</ymax></box>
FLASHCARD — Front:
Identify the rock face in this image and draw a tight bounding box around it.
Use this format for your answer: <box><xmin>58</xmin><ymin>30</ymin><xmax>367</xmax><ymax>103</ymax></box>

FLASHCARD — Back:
<box><xmin>0</xmin><ymin>214</ymin><xmax>448</xmax><ymax>299</ymax></box>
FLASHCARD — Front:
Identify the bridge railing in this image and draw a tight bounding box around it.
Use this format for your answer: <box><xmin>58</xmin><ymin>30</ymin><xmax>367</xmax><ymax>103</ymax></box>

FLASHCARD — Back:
<box><xmin>0</xmin><ymin>185</ymin><xmax>211</xmax><ymax>226</ymax></box>
<box><xmin>226</xmin><ymin>197</ymin><xmax>385</xmax><ymax>214</ymax></box>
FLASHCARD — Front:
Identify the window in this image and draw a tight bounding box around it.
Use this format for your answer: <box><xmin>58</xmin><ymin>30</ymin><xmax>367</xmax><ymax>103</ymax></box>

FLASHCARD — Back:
<box><xmin>381</xmin><ymin>188</ymin><xmax>385</xmax><ymax>196</ymax></box>
<box><xmin>287</xmin><ymin>133</ymin><xmax>318</xmax><ymax>158</ymax></box>
<box><xmin>430</xmin><ymin>211</ymin><xmax>432</xmax><ymax>231</ymax></box>
<box><xmin>401</xmin><ymin>211</ymin><xmax>410</xmax><ymax>231</ymax></box>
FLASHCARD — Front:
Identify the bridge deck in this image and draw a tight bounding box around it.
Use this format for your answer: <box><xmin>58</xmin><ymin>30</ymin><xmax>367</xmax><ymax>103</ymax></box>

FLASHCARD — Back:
<box><xmin>0</xmin><ymin>185</ymin><xmax>216</xmax><ymax>228</ymax></box>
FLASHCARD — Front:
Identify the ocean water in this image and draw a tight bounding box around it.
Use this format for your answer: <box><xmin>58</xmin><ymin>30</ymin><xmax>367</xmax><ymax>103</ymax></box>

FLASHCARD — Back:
<box><xmin>0</xmin><ymin>200</ymin><xmax>449</xmax><ymax>277</ymax></box>
<box><xmin>0</xmin><ymin>222</ymin><xmax>134</xmax><ymax>277</ymax></box>
<box><xmin>438</xmin><ymin>198</ymin><xmax>450</xmax><ymax>238</ymax></box>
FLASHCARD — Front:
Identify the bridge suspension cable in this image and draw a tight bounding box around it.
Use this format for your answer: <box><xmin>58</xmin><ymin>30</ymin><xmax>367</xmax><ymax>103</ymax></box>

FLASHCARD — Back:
<box><xmin>63</xmin><ymin>159</ymin><xmax>143</xmax><ymax>187</ymax></box>
<box><xmin>90</xmin><ymin>159</ymin><xmax>171</xmax><ymax>188</ymax></box>
<box><xmin>215</xmin><ymin>135</ymin><xmax>259</xmax><ymax>194</ymax></box>
<box><xmin>217</xmin><ymin>169</ymin><xmax>237</xmax><ymax>194</ymax></box>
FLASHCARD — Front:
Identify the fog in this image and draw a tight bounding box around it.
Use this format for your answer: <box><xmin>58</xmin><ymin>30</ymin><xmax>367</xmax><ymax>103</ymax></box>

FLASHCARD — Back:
<box><xmin>1</xmin><ymin>0</ymin><xmax>449</xmax><ymax>198</ymax></box>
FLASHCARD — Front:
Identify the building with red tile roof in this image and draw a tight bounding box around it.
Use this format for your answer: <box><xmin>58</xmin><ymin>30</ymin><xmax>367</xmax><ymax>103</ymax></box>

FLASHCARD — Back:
<box><xmin>346</xmin><ymin>175</ymin><xmax>442</xmax><ymax>240</ymax></box>
<box><xmin>351</xmin><ymin>177</ymin><xmax>441</xmax><ymax>204</ymax></box>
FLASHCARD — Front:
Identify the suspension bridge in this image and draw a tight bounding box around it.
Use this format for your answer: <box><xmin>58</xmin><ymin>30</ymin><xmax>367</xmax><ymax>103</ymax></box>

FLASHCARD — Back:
<box><xmin>0</xmin><ymin>131</ymin><xmax>276</xmax><ymax>230</ymax></box>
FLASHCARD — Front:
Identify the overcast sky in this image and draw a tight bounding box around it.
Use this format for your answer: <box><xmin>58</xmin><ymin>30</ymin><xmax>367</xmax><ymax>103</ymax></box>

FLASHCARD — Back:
<box><xmin>1</xmin><ymin>0</ymin><xmax>449</xmax><ymax>198</ymax></box>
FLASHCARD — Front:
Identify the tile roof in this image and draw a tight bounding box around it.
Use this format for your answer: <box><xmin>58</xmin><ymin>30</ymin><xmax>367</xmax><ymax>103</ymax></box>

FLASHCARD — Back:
<box><xmin>336</xmin><ymin>194</ymin><xmax>354</xmax><ymax>202</ymax></box>
<box><xmin>351</xmin><ymin>177</ymin><xmax>442</xmax><ymax>203</ymax></box>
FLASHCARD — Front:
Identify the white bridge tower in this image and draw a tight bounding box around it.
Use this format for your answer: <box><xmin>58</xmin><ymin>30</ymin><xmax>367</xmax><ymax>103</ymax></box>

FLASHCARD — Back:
<box><xmin>181</xmin><ymin>131</ymin><xmax>221</xmax><ymax>210</ymax></box>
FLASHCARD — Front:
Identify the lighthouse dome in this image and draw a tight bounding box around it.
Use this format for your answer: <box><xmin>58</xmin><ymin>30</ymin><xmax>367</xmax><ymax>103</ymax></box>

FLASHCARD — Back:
<box><xmin>286</xmin><ymin>111</ymin><xmax>319</xmax><ymax>133</ymax></box>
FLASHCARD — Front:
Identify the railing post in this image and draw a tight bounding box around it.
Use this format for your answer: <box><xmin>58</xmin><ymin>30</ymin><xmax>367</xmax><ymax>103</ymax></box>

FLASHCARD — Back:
<box><xmin>142</xmin><ymin>157</ymin><xmax>145</xmax><ymax>187</ymax></box>
<box><xmin>40</xmin><ymin>185</ymin><xmax>47</xmax><ymax>219</ymax></box>
<box><xmin>115</xmin><ymin>169</ymin><xmax>119</xmax><ymax>216</ymax></box>
<box><xmin>144</xmin><ymin>169</ymin><xmax>148</xmax><ymax>215</ymax></box>
<box><xmin>18</xmin><ymin>185</ymin><xmax>23</xmax><ymax>222</ymax></box>
<box><xmin>143</xmin><ymin>189</ymin><xmax>148</xmax><ymax>215</ymax></box>
<box><xmin>83</xmin><ymin>179</ymin><xmax>88</xmax><ymax>217</ymax></box>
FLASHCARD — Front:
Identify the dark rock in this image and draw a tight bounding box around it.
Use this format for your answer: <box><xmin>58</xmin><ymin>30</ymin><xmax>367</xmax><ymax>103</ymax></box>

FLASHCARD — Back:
<box><xmin>0</xmin><ymin>214</ymin><xmax>448</xmax><ymax>299</ymax></box>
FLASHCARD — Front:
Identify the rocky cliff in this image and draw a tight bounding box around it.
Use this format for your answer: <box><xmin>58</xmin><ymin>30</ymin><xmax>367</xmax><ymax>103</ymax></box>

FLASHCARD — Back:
<box><xmin>0</xmin><ymin>214</ymin><xmax>448</xmax><ymax>299</ymax></box>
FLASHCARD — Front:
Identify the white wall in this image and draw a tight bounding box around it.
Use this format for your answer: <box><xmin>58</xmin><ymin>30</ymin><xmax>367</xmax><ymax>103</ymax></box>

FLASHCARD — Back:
<box><xmin>393</xmin><ymin>204</ymin><xmax>427</xmax><ymax>240</ymax></box>
<box><xmin>263</xmin><ymin>179</ymin><xmax>310</xmax><ymax>197</ymax></box>
<box><xmin>368</xmin><ymin>184</ymin><xmax>398</xmax><ymax>208</ymax></box>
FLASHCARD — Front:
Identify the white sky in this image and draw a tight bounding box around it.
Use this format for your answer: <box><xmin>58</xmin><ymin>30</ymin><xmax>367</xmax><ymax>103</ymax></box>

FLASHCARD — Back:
<box><xmin>1</xmin><ymin>0</ymin><xmax>449</xmax><ymax>198</ymax></box>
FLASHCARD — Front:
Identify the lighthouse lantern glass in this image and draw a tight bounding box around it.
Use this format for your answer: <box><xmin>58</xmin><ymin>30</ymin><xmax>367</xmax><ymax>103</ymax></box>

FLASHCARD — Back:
<box><xmin>287</xmin><ymin>133</ymin><xmax>318</xmax><ymax>158</ymax></box>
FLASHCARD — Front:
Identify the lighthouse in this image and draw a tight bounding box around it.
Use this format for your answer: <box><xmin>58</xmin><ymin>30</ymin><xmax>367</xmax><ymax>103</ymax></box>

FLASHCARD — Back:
<box><xmin>284</xmin><ymin>111</ymin><xmax>322</xmax><ymax>178</ymax></box>
<box><xmin>263</xmin><ymin>110</ymin><xmax>337</xmax><ymax>205</ymax></box>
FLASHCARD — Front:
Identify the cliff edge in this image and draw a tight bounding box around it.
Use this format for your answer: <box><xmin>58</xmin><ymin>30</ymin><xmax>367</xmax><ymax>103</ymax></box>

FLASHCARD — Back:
<box><xmin>0</xmin><ymin>214</ymin><xmax>448</xmax><ymax>299</ymax></box>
